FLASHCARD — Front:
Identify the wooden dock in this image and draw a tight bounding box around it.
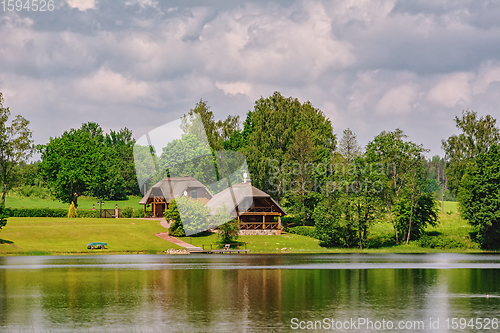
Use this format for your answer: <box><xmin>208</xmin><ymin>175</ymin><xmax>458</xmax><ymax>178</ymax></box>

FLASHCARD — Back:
<box><xmin>187</xmin><ymin>243</ymin><xmax>249</xmax><ymax>254</ymax></box>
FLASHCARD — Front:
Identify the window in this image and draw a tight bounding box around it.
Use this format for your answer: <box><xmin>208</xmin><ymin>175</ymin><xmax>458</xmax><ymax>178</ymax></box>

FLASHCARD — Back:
<box><xmin>191</xmin><ymin>189</ymin><xmax>197</xmax><ymax>199</ymax></box>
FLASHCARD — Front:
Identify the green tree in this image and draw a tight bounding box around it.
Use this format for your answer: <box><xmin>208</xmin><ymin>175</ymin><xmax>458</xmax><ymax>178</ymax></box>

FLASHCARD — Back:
<box><xmin>0</xmin><ymin>93</ymin><xmax>35</xmax><ymax>206</ymax></box>
<box><xmin>458</xmin><ymin>144</ymin><xmax>500</xmax><ymax>249</ymax></box>
<box><xmin>338</xmin><ymin>128</ymin><xmax>362</xmax><ymax>164</ymax></box>
<box><xmin>284</xmin><ymin>129</ymin><xmax>318</xmax><ymax>225</ymax></box>
<box><xmin>365</xmin><ymin>129</ymin><xmax>428</xmax><ymax>244</ymax></box>
<box><xmin>165</xmin><ymin>199</ymin><xmax>185</xmax><ymax>237</ymax></box>
<box><xmin>217</xmin><ymin>220</ymin><xmax>240</xmax><ymax>243</ymax></box>
<box><xmin>105</xmin><ymin>128</ymin><xmax>141</xmax><ymax>196</ymax></box>
<box><xmin>38</xmin><ymin>123</ymin><xmax>126</xmax><ymax>206</ymax></box>
<box><xmin>442</xmin><ymin>110</ymin><xmax>500</xmax><ymax>196</ymax></box>
<box><xmin>394</xmin><ymin>192</ymin><xmax>438</xmax><ymax>241</ymax></box>
<box><xmin>68</xmin><ymin>201</ymin><xmax>78</xmax><ymax>218</ymax></box>
<box><xmin>313</xmin><ymin>193</ymin><xmax>356</xmax><ymax>247</ymax></box>
<box><xmin>244</xmin><ymin>92</ymin><xmax>336</xmax><ymax>203</ymax></box>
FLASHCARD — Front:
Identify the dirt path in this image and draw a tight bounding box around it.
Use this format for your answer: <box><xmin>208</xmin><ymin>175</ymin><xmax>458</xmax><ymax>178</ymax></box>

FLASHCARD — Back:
<box><xmin>155</xmin><ymin>233</ymin><xmax>197</xmax><ymax>248</ymax></box>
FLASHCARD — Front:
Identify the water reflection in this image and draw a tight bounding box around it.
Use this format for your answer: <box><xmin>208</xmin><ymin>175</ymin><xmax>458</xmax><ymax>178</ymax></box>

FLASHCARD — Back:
<box><xmin>0</xmin><ymin>254</ymin><xmax>499</xmax><ymax>332</ymax></box>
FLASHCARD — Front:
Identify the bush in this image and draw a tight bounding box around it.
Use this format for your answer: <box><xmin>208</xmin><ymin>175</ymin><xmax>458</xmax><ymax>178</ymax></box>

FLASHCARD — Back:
<box><xmin>0</xmin><ymin>205</ymin><xmax>7</xmax><ymax>230</ymax></box>
<box><xmin>6</xmin><ymin>207</ymin><xmax>67</xmax><ymax>217</ymax></box>
<box><xmin>77</xmin><ymin>210</ymin><xmax>100</xmax><ymax>218</ymax></box>
<box><xmin>68</xmin><ymin>202</ymin><xmax>78</xmax><ymax>218</ymax></box>
<box><xmin>121</xmin><ymin>206</ymin><xmax>134</xmax><ymax>218</ymax></box>
<box><xmin>285</xmin><ymin>226</ymin><xmax>317</xmax><ymax>238</ymax></box>
<box><xmin>418</xmin><ymin>235</ymin><xmax>473</xmax><ymax>249</ymax></box>
<box><xmin>11</xmin><ymin>185</ymin><xmax>52</xmax><ymax>199</ymax></box>
<box><xmin>217</xmin><ymin>220</ymin><xmax>240</xmax><ymax>243</ymax></box>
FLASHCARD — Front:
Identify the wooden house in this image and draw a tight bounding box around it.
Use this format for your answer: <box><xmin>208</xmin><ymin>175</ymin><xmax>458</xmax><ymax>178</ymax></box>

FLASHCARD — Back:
<box><xmin>206</xmin><ymin>181</ymin><xmax>286</xmax><ymax>235</ymax></box>
<box><xmin>139</xmin><ymin>176</ymin><xmax>212</xmax><ymax>217</ymax></box>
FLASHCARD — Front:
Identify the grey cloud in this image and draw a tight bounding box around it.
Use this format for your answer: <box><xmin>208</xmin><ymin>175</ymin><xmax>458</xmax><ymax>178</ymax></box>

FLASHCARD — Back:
<box><xmin>1</xmin><ymin>0</ymin><xmax>500</xmax><ymax>159</ymax></box>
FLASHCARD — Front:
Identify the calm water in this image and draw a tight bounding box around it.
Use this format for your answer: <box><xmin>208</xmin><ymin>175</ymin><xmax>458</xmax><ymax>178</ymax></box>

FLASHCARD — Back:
<box><xmin>1</xmin><ymin>254</ymin><xmax>500</xmax><ymax>332</ymax></box>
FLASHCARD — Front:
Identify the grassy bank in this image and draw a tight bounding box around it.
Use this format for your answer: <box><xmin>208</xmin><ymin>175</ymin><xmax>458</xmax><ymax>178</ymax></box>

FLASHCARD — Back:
<box><xmin>0</xmin><ymin>217</ymin><xmax>181</xmax><ymax>255</ymax></box>
<box><xmin>0</xmin><ymin>201</ymin><xmax>488</xmax><ymax>255</ymax></box>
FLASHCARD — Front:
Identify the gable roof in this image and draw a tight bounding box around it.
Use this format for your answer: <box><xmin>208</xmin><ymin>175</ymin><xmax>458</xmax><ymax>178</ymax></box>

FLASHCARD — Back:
<box><xmin>139</xmin><ymin>176</ymin><xmax>212</xmax><ymax>205</ymax></box>
<box><xmin>206</xmin><ymin>182</ymin><xmax>286</xmax><ymax>217</ymax></box>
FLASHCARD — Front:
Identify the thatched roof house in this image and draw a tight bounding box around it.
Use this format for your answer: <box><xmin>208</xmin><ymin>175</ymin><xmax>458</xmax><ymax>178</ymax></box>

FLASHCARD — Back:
<box><xmin>207</xmin><ymin>181</ymin><xmax>286</xmax><ymax>235</ymax></box>
<box><xmin>139</xmin><ymin>176</ymin><xmax>212</xmax><ymax>217</ymax></box>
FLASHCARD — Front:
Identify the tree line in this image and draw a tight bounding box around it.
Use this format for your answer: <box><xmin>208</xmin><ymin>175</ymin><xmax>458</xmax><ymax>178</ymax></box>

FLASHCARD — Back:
<box><xmin>1</xmin><ymin>91</ymin><xmax>499</xmax><ymax>249</ymax></box>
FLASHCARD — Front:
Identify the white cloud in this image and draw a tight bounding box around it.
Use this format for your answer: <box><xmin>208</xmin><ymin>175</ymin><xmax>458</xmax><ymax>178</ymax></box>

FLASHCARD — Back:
<box><xmin>472</xmin><ymin>63</ymin><xmax>500</xmax><ymax>95</ymax></box>
<box><xmin>215</xmin><ymin>81</ymin><xmax>253</xmax><ymax>97</ymax></box>
<box><xmin>427</xmin><ymin>72</ymin><xmax>472</xmax><ymax>108</ymax></box>
<box><xmin>75</xmin><ymin>68</ymin><xmax>150</xmax><ymax>103</ymax></box>
<box><xmin>66</xmin><ymin>0</ymin><xmax>96</xmax><ymax>11</ymax></box>
<box><xmin>376</xmin><ymin>83</ymin><xmax>418</xmax><ymax>115</ymax></box>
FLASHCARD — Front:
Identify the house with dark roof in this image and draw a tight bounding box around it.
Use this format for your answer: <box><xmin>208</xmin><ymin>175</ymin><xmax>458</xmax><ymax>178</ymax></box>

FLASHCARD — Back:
<box><xmin>206</xmin><ymin>180</ymin><xmax>286</xmax><ymax>235</ymax></box>
<box><xmin>139</xmin><ymin>176</ymin><xmax>212</xmax><ymax>217</ymax></box>
<box><xmin>140</xmin><ymin>176</ymin><xmax>286</xmax><ymax>234</ymax></box>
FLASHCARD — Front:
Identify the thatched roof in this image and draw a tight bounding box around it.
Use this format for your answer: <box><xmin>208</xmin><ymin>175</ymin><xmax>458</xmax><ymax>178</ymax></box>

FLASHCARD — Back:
<box><xmin>139</xmin><ymin>177</ymin><xmax>212</xmax><ymax>205</ymax></box>
<box><xmin>206</xmin><ymin>182</ymin><xmax>286</xmax><ymax>217</ymax></box>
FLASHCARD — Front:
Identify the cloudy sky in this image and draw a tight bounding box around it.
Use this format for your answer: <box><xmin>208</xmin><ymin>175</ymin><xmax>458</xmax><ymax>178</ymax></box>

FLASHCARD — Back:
<box><xmin>1</xmin><ymin>0</ymin><xmax>500</xmax><ymax>159</ymax></box>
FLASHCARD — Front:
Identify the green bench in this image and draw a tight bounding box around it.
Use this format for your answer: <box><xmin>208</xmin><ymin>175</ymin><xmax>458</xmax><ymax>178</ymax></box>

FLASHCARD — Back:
<box><xmin>87</xmin><ymin>242</ymin><xmax>107</xmax><ymax>249</ymax></box>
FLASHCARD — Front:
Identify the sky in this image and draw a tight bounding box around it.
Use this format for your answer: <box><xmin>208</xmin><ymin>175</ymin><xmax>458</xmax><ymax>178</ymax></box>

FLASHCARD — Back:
<box><xmin>1</xmin><ymin>0</ymin><xmax>500</xmax><ymax>160</ymax></box>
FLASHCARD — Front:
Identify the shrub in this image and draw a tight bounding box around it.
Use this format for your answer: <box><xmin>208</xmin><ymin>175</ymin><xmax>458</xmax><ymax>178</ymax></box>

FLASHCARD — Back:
<box><xmin>6</xmin><ymin>208</ymin><xmax>67</xmax><ymax>217</ymax></box>
<box><xmin>121</xmin><ymin>206</ymin><xmax>134</xmax><ymax>218</ymax></box>
<box><xmin>11</xmin><ymin>185</ymin><xmax>52</xmax><ymax>199</ymax></box>
<box><xmin>0</xmin><ymin>205</ymin><xmax>7</xmax><ymax>230</ymax></box>
<box><xmin>165</xmin><ymin>199</ymin><xmax>185</xmax><ymax>237</ymax></box>
<box><xmin>68</xmin><ymin>202</ymin><xmax>78</xmax><ymax>218</ymax></box>
<box><xmin>77</xmin><ymin>210</ymin><xmax>100</xmax><ymax>218</ymax></box>
<box><xmin>218</xmin><ymin>220</ymin><xmax>240</xmax><ymax>243</ymax></box>
<box><xmin>286</xmin><ymin>226</ymin><xmax>317</xmax><ymax>238</ymax></box>
<box><xmin>418</xmin><ymin>235</ymin><xmax>473</xmax><ymax>249</ymax></box>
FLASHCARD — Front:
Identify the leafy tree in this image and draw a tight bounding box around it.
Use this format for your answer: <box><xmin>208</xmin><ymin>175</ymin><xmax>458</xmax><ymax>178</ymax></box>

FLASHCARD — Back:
<box><xmin>105</xmin><ymin>128</ymin><xmax>141</xmax><ymax>196</ymax></box>
<box><xmin>458</xmin><ymin>144</ymin><xmax>500</xmax><ymax>249</ymax></box>
<box><xmin>38</xmin><ymin>123</ymin><xmax>126</xmax><ymax>206</ymax></box>
<box><xmin>243</xmin><ymin>92</ymin><xmax>336</xmax><ymax>204</ymax></box>
<box><xmin>284</xmin><ymin>129</ymin><xmax>318</xmax><ymax>225</ymax></box>
<box><xmin>0</xmin><ymin>93</ymin><xmax>35</xmax><ymax>205</ymax></box>
<box><xmin>313</xmin><ymin>193</ymin><xmax>356</xmax><ymax>247</ymax></box>
<box><xmin>217</xmin><ymin>220</ymin><xmax>240</xmax><ymax>243</ymax></box>
<box><xmin>365</xmin><ymin>129</ymin><xmax>428</xmax><ymax>244</ymax></box>
<box><xmin>165</xmin><ymin>199</ymin><xmax>185</xmax><ymax>237</ymax></box>
<box><xmin>394</xmin><ymin>192</ymin><xmax>438</xmax><ymax>241</ymax></box>
<box><xmin>68</xmin><ymin>202</ymin><xmax>78</xmax><ymax>218</ymax></box>
<box><xmin>184</xmin><ymin>99</ymin><xmax>240</xmax><ymax>152</ymax></box>
<box><xmin>442</xmin><ymin>110</ymin><xmax>500</xmax><ymax>196</ymax></box>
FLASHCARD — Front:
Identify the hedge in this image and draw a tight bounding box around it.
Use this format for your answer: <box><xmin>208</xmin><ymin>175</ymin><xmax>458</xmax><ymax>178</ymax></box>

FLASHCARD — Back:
<box><xmin>283</xmin><ymin>226</ymin><xmax>317</xmax><ymax>238</ymax></box>
<box><xmin>5</xmin><ymin>208</ymin><xmax>101</xmax><ymax>218</ymax></box>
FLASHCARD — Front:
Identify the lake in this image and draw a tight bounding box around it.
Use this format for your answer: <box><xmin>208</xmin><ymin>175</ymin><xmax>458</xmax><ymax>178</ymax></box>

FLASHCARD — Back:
<box><xmin>1</xmin><ymin>253</ymin><xmax>500</xmax><ymax>332</ymax></box>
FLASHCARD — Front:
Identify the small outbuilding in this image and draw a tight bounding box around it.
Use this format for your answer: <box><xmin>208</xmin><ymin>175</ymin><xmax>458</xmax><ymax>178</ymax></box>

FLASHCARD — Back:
<box><xmin>139</xmin><ymin>176</ymin><xmax>213</xmax><ymax>217</ymax></box>
<box><xmin>207</xmin><ymin>181</ymin><xmax>286</xmax><ymax>235</ymax></box>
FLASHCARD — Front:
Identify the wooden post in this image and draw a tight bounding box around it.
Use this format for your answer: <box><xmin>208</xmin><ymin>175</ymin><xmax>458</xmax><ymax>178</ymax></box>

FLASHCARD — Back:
<box><xmin>263</xmin><ymin>215</ymin><xmax>266</xmax><ymax>229</ymax></box>
<box><xmin>144</xmin><ymin>204</ymin><xmax>146</xmax><ymax>217</ymax></box>
<box><xmin>153</xmin><ymin>203</ymin><xmax>156</xmax><ymax>217</ymax></box>
<box><xmin>278</xmin><ymin>215</ymin><xmax>282</xmax><ymax>229</ymax></box>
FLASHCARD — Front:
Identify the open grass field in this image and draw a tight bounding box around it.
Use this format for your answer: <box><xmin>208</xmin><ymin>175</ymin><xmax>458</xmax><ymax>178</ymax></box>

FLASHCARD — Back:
<box><xmin>0</xmin><ymin>201</ymin><xmax>488</xmax><ymax>255</ymax></box>
<box><xmin>4</xmin><ymin>194</ymin><xmax>144</xmax><ymax>211</ymax></box>
<box><xmin>0</xmin><ymin>217</ymin><xmax>182</xmax><ymax>255</ymax></box>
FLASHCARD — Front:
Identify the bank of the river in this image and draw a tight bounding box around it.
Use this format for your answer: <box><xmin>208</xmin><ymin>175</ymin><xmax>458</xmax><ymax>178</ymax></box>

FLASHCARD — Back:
<box><xmin>0</xmin><ymin>210</ymin><xmax>490</xmax><ymax>255</ymax></box>
<box><xmin>0</xmin><ymin>217</ymin><xmax>183</xmax><ymax>255</ymax></box>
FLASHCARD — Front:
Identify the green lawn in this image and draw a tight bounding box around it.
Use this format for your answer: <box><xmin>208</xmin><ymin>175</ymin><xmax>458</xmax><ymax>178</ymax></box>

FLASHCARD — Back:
<box><xmin>180</xmin><ymin>201</ymin><xmax>484</xmax><ymax>253</ymax></box>
<box><xmin>0</xmin><ymin>217</ymin><xmax>181</xmax><ymax>255</ymax></box>
<box><xmin>4</xmin><ymin>194</ymin><xmax>143</xmax><ymax>211</ymax></box>
<box><xmin>0</xmin><ymin>201</ymin><xmax>487</xmax><ymax>255</ymax></box>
